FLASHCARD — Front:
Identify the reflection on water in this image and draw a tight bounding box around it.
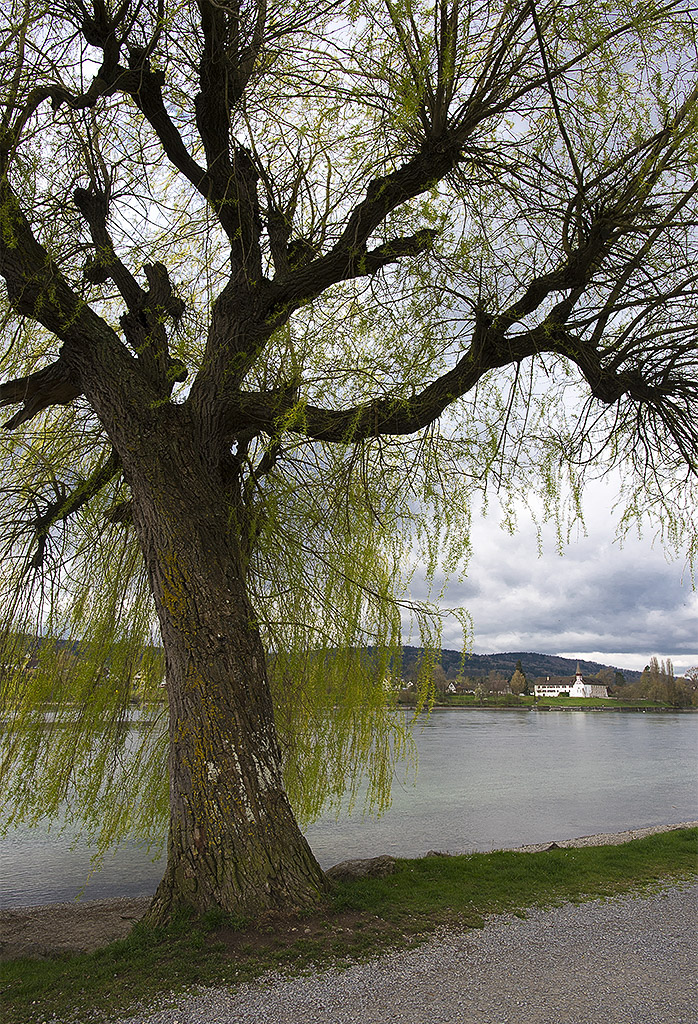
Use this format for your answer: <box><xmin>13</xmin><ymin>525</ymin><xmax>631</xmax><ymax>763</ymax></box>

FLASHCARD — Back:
<box><xmin>1</xmin><ymin>709</ymin><xmax>696</xmax><ymax>906</ymax></box>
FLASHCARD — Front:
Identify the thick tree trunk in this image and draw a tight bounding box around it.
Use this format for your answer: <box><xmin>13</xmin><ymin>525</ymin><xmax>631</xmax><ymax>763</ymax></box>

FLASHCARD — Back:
<box><xmin>117</xmin><ymin>411</ymin><xmax>328</xmax><ymax>924</ymax></box>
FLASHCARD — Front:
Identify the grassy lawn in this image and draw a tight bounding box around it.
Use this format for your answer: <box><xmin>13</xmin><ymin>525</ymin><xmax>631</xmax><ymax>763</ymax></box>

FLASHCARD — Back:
<box><xmin>435</xmin><ymin>694</ymin><xmax>670</xmax><ymax>709</ymax></box>
<box><xmin>527</xmin><ymin>696</ymin><xmax>664</xmax><ymax>709</ymax></box>
<box><xmin>1</xmin><ymin>828</ymin><xmax>696</xmax><ymax>1024</ymax></box>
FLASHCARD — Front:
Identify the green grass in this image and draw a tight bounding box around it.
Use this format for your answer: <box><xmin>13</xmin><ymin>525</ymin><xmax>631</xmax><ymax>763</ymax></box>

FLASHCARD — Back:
<box><xmin>435</xmin><ymin>694</ymin><xmax>672</xmax><ymax>709</ymax></box>
<box><xmin>528</xmin><ymin>696</ymin><xmax>664</xmax><ymax>708</ymax></box>
<box><xmin>2</xmin><ymin>828</ymin><xmax>696</xmax><ymax>1024</ymax></box>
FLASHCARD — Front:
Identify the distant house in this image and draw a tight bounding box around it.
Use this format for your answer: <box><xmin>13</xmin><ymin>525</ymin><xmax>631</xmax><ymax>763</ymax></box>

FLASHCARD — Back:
<box><xmin>534</xmin><ymin>664</ymin><xmax>609</xmax><ymax>698</ymax></box>
<box><xmin>534</xmin><ymin>677</ymin><xmax>572</xmax><ymax>697</ymax></box>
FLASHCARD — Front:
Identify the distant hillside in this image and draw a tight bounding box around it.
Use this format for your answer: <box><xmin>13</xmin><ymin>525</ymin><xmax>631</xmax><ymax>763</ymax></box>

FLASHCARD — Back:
<box><xmin>401</xmin><ymin>647</ymin><xmax>644</xmax><ymax>683</ymax></box>
<box><xmin>7</xmin><ymin>633</ymin><xmax>644</xmax><ymax>684</ymax></box>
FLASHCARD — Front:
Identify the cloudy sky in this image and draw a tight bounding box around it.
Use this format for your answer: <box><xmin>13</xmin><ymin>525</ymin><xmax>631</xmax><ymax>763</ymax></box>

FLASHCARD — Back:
<box><xmin>409</xmin><ymin>479</ymin><xmax>698</xmax><ymax>677</ymax></box>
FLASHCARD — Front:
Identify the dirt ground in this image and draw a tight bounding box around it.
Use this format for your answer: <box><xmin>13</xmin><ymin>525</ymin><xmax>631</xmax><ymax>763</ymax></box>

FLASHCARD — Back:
<box><xmin>0</xmin><ymin>896</ymin><xmax>150</xmax><ymax>959</ymax></box>
<box><xmin>1</xmin><ymin>821</ymin><xmax>695</xmax><ymax>960</ymax></box>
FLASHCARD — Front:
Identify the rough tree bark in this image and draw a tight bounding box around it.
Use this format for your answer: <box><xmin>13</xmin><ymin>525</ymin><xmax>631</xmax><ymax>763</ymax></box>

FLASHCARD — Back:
<box><xmin>119</xmin><ymin>405</ymin><xmax>329</xmax><ymax>921</ymax></box>
<box><xmin>0</xmin><ymin>158</ymin><xmax>332</xmax><ymax>921</ymax></box>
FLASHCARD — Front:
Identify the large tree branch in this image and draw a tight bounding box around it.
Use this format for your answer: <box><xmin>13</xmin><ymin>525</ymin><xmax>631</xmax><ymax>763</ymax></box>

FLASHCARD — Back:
<box><xmin>223</xmin><ymin>210</ymin><xmax>698</xmax><ymax>450</ymax></box>
<box><xmin>273</xmin><ymin>226</ymin><xmax>440</xmax><ymax>303</ymax></box>
<box><xmin>266</xmin><ymin>144</ymin><xmax>465</xmax><ymax>321</ymax></box>
<box><xmin>195</xmin><ymin>1</ymin><xmax>235</xmax><ymax>175</ymax></box>
<box><xmin>28</xmin><ymin>449</ymin><xmax>122</xmax><ymax>570</ymax></box>
<box><xmin>3</xmin><ymin>59</ymin><xmax>212</xmax><ymax>210</ymax></box>
<box><xmin>328</xmin><ymin>228</ymin><xmax>441</xmax><ymax>279</ymax></box>
<box><xmin>188</xmin><ymin>225</ymin><xmax>439</xmax><ymax>418</ymax></box>
<box><xmin>0</xmin><ymin>175</ymin><xmax>95</xmax><ymax>340</ymax></box>
<box><xmin>121</xmin><ymin>52</ymin><xmax>211</xmax><ymax>197</ymax></box>
<box><xmin>126</xmin><ymin>12</ymin><xmax>262</xmax><ymax>253</ymax></box>
<box><xmin>118</xmin><ymin>262</ymin><xmax>188</xmax><ymax>393</ymax></box>
<box><xmin>54</xmin><ymin>3</ymin><xmax>211</xmax><ymax>197</ymax></box>
<box><xmin>0</xmin><ymin>170</ymin><xmax>150</xmax><ymax>424</ymax></box>
<box><xmin>122</xmin><ymin>33</ymin><xmax>263</xmax><ymax>254</ymax></box>
<box><xmin>7</xmin><ymin>6</ymin><xmax>263</xmax><ymax>253</ymax></box>
<box><xmin>0</xmin><ymin>175</ymin><xmax>186</xmax><ymax>412</ymax></box>
<box><xmin>263</xmin><ymin>2</ymin><xmax>664</xmax><ymax>320</ymax></box>
<box><xmin>195</xmin><ymin>0</ymin><xmax>267</xmax><ymax>162</ymax></box>
<box><xmin>73</xmin><ymin>186</ymin><xmax>145</xmax><ymax>309</ymax></box>
<box><xmin>216</xmin><ymin>181</ymin><xmax>628</xmax><ymax>428</ymax></box>
<box><xmin>222</xmin><ymin>312</ymin><xmax>526</xmax><ymax>440</ymax></box>
<box><xmin>13</xmin><ymin>46</ymin><xmax>212</xmax><ymax>227</ymax></box>
<box><xmin>224</xmin><ymin>313</ymin><xmax>693</xmax><ymax>456</ymax></box>
<box><xmin>0</xmin><ymin>358</ymin><xmax>82</xmax><ymax>430</ymax></box>
<box><xmin>73</xmin><ymin>185</ymin><xmax>186</xmax><ymax>389</ymax></box>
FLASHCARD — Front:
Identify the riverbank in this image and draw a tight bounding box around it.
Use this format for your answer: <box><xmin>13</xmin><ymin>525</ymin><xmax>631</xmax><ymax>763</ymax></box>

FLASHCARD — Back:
<box><xmin>416</xmin><ymin>698</ymin><xmax>698</xmax><ymax>711</ymax></box>
<box><xmin>2</xmin><ymin>821</ymin><xmax>695</xmax><ymax>960</ymax></box>
<box><xmin>2</xmin><ymin>825</ymin><xmax>695</xmax><ymax>1024</ymax></box>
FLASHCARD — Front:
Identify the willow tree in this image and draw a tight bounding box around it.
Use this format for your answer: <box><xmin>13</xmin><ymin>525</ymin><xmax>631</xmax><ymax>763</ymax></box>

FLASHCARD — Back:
<box><xmin>0</xmin><ymin>0</ymin><xmax>696</xmax><ymax>922</ymax></box>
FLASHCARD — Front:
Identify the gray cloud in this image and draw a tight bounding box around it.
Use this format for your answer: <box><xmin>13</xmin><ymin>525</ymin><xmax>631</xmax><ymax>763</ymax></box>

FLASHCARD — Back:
<box><xmin>406</xmin><ymin>484</ymin><xmax>697</xmax><ymax>675</ymax></box>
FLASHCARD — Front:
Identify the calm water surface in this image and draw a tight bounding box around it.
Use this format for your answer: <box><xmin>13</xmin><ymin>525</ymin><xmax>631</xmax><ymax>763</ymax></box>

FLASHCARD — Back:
<box><xmin>1</xmin><ymin>709</ymin><xmax>696</xmax><ymax>907</ymax></box>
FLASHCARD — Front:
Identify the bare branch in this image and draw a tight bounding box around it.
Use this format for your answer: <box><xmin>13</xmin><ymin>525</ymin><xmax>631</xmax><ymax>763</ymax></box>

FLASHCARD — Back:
<box><xmin>74</xmin><ymin>185</ymin><xmax>145</xmax><ymax>310</ymax></box>
<box><xmin>0</xmin><ymin>359</ymin><xmax>82</xmax><ymax>430</ymax></box>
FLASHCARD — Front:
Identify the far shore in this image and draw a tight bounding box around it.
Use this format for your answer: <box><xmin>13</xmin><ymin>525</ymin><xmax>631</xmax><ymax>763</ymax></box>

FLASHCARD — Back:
<box><xmin>404</xmin><ymin>701</ymin><xmax>698</xmax><ymax>712</ymax></box>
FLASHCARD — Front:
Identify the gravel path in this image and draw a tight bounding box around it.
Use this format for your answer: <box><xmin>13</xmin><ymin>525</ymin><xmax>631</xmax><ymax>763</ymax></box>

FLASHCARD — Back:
<box><xmin>111</xmin><ymin>881</ymin><xmax>698</xmax><ymax>1024</ymax></box>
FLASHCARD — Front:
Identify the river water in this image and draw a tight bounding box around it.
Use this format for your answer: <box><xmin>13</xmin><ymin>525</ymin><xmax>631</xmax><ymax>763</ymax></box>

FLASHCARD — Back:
<box><xmin>1</xmin><ymin>709</ymin><xmax>696</xmax><ymax>907</ymax></box>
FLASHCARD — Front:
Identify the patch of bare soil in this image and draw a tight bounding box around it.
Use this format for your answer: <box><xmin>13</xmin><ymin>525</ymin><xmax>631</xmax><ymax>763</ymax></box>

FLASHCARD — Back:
<box><xmin>0</xmin><ymin>897</ymin><xmax>405</xmax><ymax>965</ymax></box>
<box><xmin>0</xmin><ymin>896</ymin><xmax>150</xmax><ymax>960</ymax></box>
<box><xmin>210</xmin><ymin>908</ymin><xmax>408</xmax><ymax>961</ymax></box>
<box><xmin>211</xmin><ymin>901</ymin><xmax>419</xmax><ymax>962</ymax></box>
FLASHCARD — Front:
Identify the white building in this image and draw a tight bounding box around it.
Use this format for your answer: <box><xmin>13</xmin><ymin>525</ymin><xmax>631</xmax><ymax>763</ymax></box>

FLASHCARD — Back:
<box><xmin>534</xmin><ymin>678</ymin><xmax>573</xmax><ymax>697</ymax></box>
<box><xmin>534</xmin><ymin>664</ymin><xmax>609</xmax><ymax>699</ymax></box>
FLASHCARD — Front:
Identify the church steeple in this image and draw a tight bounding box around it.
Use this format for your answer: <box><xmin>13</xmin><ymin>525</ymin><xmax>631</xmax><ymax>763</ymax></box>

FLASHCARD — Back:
<box><xmin>569</xmin><ymin>661</ymin><xmax>590</xmax><ymax>698</ymax></box>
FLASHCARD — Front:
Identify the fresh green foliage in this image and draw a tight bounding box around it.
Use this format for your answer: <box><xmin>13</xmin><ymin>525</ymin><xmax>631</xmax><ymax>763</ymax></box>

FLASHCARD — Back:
<box><xmin>2</xmin><ymin>829</ymin><xmax>696</xmax><ymax>1024</ymax></box>
<box><xmin>0</xmin><ymin>1</ymin><xmax>696</xmax><ymax>873</ymax></box>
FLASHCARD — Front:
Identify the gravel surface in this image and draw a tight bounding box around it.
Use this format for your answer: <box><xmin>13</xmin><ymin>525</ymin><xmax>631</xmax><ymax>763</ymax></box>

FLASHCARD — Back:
<box><xmin>109</xmin><ymin>881</ymin><xmax>698</xmax><ymax>1024</ymax></box>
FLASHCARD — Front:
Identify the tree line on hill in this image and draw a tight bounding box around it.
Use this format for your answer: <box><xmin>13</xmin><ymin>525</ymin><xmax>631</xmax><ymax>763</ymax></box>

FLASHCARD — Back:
<box><xmin>401</xmin><ymin>647</ymin><xmax>645</xmax><ymax>683</ymax></box>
